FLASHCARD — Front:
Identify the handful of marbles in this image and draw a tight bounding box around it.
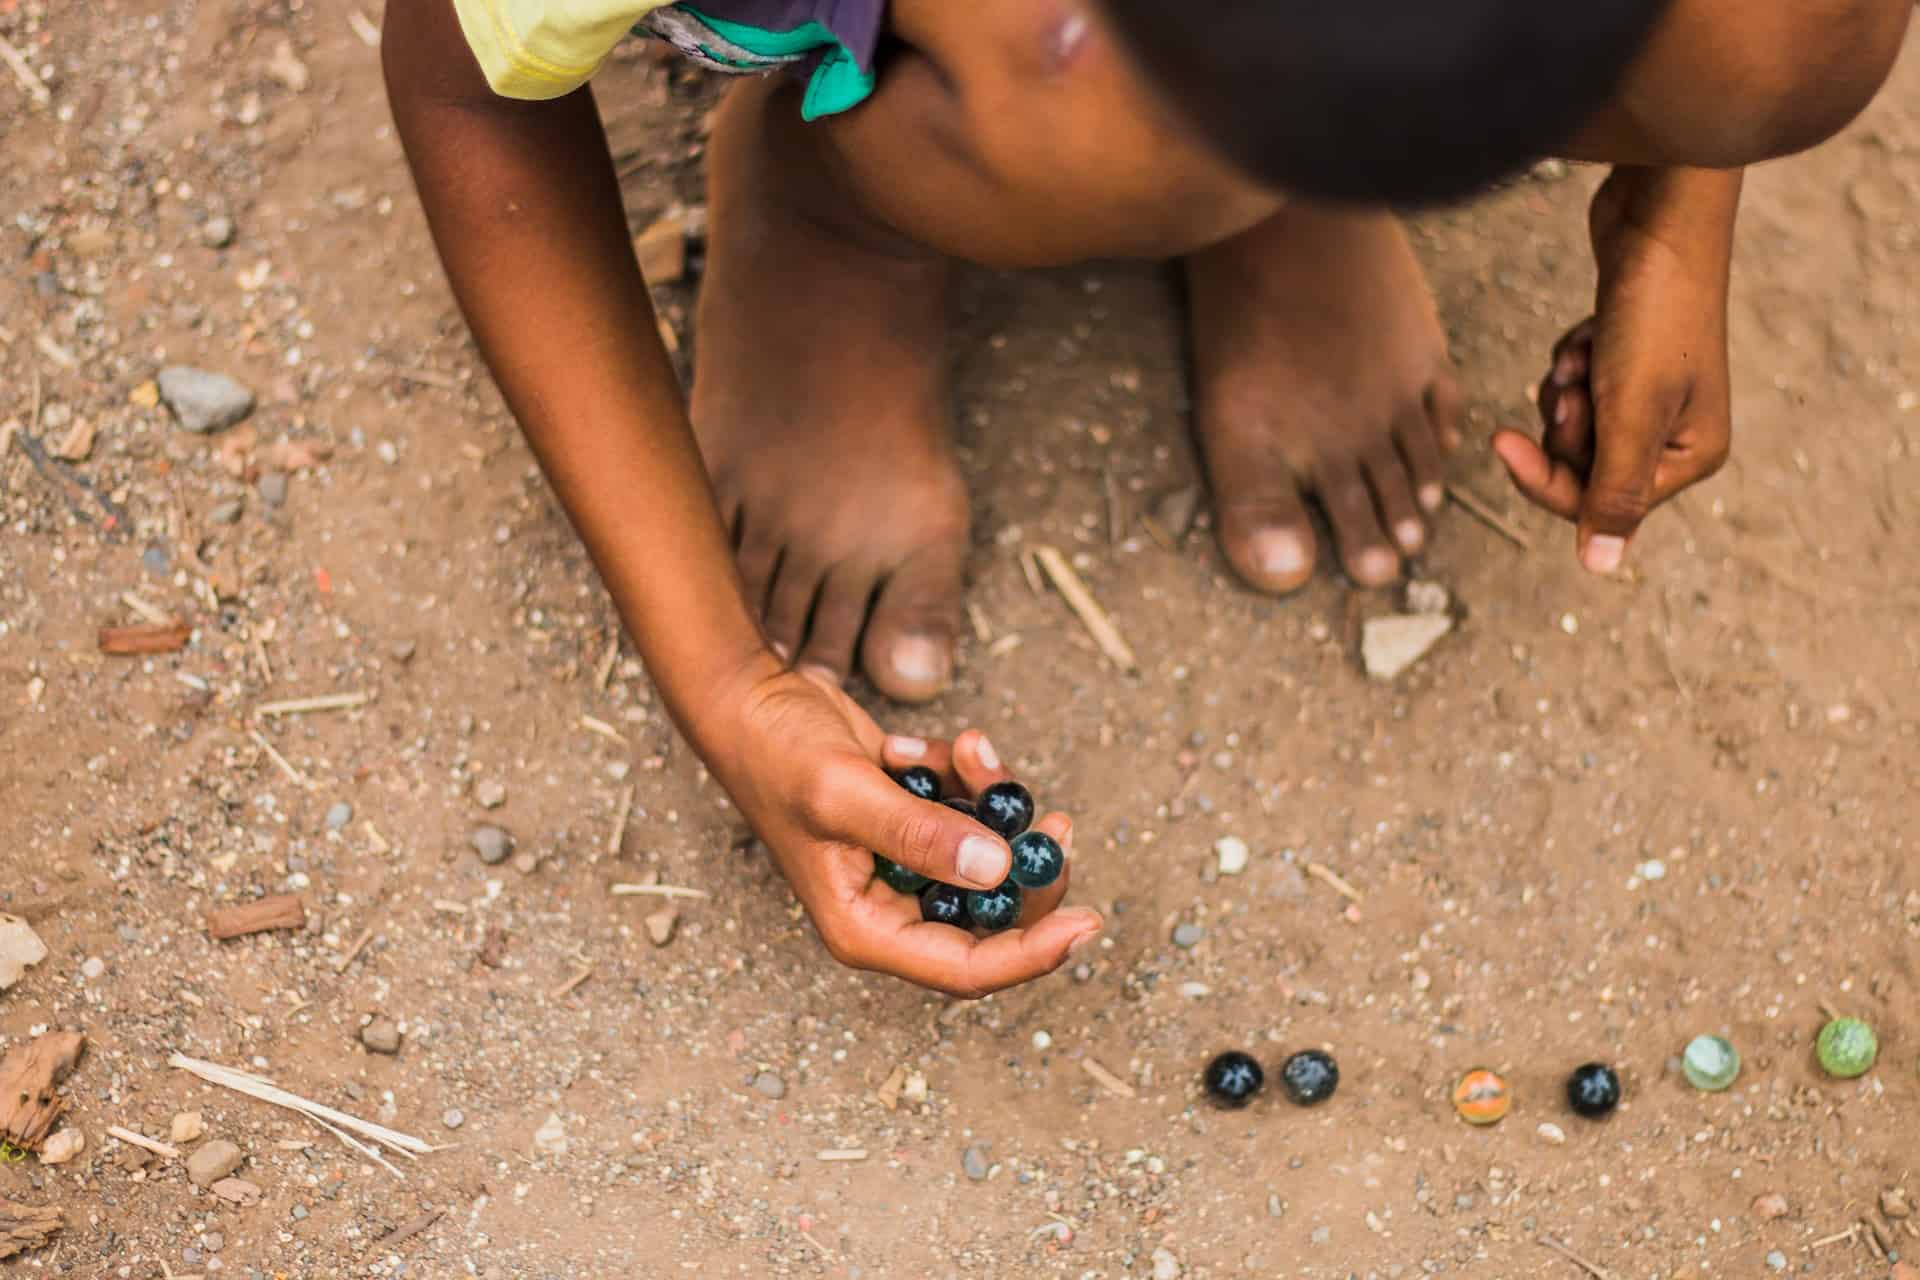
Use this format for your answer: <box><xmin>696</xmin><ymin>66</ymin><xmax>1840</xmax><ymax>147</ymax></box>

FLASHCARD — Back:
<box><xmin>875</xmin><ymin>770</ymin><xmax>1064</xmax><ymax>934</ymax></box>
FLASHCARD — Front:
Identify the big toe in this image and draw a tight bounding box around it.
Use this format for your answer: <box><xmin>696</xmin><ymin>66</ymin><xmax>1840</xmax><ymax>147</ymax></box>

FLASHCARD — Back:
<box><xmin>1215</xmin><ymin>488</ymin><xmax>1320</xmax><ymax>596</ymax></box>
<box><xmin>860</xmin><ymin>545</ymin><xmax>965</xmax><ymax>703</ymax></box>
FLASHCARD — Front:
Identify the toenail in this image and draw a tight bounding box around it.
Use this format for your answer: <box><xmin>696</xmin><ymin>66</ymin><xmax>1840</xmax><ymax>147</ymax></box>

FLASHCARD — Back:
<box><xmin>1355</xmin><ymin>547</ymin><xmax>1400</xmax><ymax>583</ymax></box>
<box><xmin>798</xmin><ymin>662</ymin><xmax>841</xmax><ymax>686</ymax></box>
<box><xmin>1395</xmin><ymin>519</ymin><xmax>1425</xmax><ymax>551</ymax></box>
<box><xmin>975</xmin><ymin>735</ymin><xmax>1001</xmax><ymax>771</ymax></box>
<box><xmin>1419</xmin><ymin>484</ymin><xmax>1444</xmax><ymax>512</ymax></box>
<box><xmin>1583</xmin><ymin>535</ymin><xmax>1627</xmax><ymax>575</ymax></box>
<box><xmin>1251</xmin><ymin>529</ymin><xmax>1310</xmax><ymax>578</ymax></box>
<box><xmin>887</xmin><ymin>735</ymin><xmax>928</xmax><ymax>760</ymax></box>
<box><xmin>888</xmin><ymin>634</ymin><xmax>950</xmax><ymax>686</ymax></box>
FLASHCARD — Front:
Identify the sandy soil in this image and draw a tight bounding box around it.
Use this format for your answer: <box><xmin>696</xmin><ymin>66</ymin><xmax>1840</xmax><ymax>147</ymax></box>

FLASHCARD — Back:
<box><xmin>3</xmin><ymin>3</ymin><xmax>1918</xmax><ymax>1278</ymax></box>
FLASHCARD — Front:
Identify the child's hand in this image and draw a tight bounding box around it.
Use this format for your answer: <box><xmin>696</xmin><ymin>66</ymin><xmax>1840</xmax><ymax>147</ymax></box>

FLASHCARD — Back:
<box><xmin>1493</xmin><ymin>167</ymin><xmax>1739</xmax><ymax>575</ymax></box>
<box><xmin>712</xmin><ymin>663</ymin><xmax>1102</xmax><ymax>997</ymax></box>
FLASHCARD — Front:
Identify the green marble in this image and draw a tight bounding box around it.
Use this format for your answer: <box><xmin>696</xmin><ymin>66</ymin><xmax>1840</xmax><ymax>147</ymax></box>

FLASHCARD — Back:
<box><xmin>1682</xmin><ymin>1034</ymin><xmax>1740</xmax><ymax>1092</ymax></box>
<box><xmin>1815</xmin><ymin>1017</ymin><xmax>1877</xmax><ymax>1079</ymax></box>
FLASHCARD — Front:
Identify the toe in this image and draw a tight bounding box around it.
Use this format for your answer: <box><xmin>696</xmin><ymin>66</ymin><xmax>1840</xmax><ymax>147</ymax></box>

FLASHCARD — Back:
<box><xmin>763</xmin><ymin>555</ymin><xmax>825</xmax><ymax>661</ymax></box>
<box><xmin>1213</xmin><ymin>483</ymin><xmax>1319</xmax><ymax>596</ymax></box>
<box><xmin>1365</xmin><ymin>443</ymin><xmax>1427</xmax><ymax>557</ymax></box>
<box><xmin>1316</xmin><ymin>457</ymin><xmax>1401</xmax><ymax>587</ymax></box>
<box><xmin>860</xmin><ymin>544</ymin><xmax>964</xmax><ymax>703</ymax></box>
<box><xmin>1425</xmin><ymin>375</ymin><xmax>1466</xmax><ymax>453</ymax></box>
<box><xmin>797</xmin><ymin>564</ymin><xmax>874</xmax><ymax>683</ymax></box>
<box><xmin>736</xmin><ymin>526</ymin><xmax>783</xmax><ymax>617</ymax></box>
<box><xmin>1394</xmin><ymin>403</ymin><xmax>1448</xmax><ymax>515</ymax></box>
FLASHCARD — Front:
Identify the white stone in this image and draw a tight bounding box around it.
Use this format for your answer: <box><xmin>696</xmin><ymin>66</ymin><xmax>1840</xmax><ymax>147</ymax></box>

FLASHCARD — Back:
<box><xmin>1536</xmin><ymin>1122</ymin><xmax>1567</xmax><ymax>1146</ymax></box>
<box><xmin>1362</xmin><ymin>614</ymin><xmax>1454</xmax><ymax>680</ymax></box>
<box><xmin>1214</xmin><ymin>835</ymin><xmax>1250</xmax><ymax>876</ymax></box>
<box><xmin>170</xmin><ymin>1112</ymin><xmax>205</xmax><ymax>1144</ymax></box>
<box><xmin>533</xmin><ymin>1112</ymin><xmax>568</xmax><ymax>1158</ymax></box>
<box><xmin>0</xmin><ymin>914</ymin><xmax>48</xmax><ymax>990</ymax></box>
<box><xmin>40</xmin><ymin>1127</ymin><xmax>85</xmax><ymax>1164</ymax></box>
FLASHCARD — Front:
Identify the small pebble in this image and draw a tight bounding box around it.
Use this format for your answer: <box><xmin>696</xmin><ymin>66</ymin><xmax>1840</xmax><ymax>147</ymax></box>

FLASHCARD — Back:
<box><xmin>390</xmin><ymin>639</ymin><xmax>417</xmax><ymax>664</ymax></box>
<box><xmin>171</xmin><ymin>1112</ymin><xmax>205</xmax><ymax>1144</ymax></box>
<box><xmin>1883</xmin><ymin>1188</ymin><xmax>1912</xmax><ymax>1220</ymax></box>
<box><xmin>470</xmin><ymin>826</ymin><xmax>513</xmax><ymax>865</ymax></box>
<box><xmin>201</xmin><ymin>215</ymin><xmax>235</xmax><ymax>248</ymax></box>
<box><xmin>209</xmin><ymin>1177</ymin><xmax>260</xmax><ymax>1206</ymax></box>
<box><xmin>644</xmin><ymin>909</ymin><xmax>677</xmax><ymax>947</ymax></box>
<box><xmin>1031</xmin><ymin>1030</ymin><xmax>1052</xmax><ymax>1052</ymax></box>
<box><xmin>158</xmin><ymin>366</ymin><xmax>255</xmax><ymax>434</ymax></box>
<box><xmin>141</xmin><ymin>545</ymin><xmax>169</xmax><ymax>575</ymax></box>
<box><xmin>257</xmin><ymin>471</ymin><xmax>289</xmax><ymax>507</ymax></box>
<box><xmin>208</xmin><ymin>499</ymin><xmax>244</xmax><ymax>525</ymax></box>
<box><xmin>290</xmin><ymin>1204</ymin><xmax>309</xmax><ymax>1221</ymax></box>
<box><xmin>532</xmin><ymin>1113</ymin><xmax>568</xmax><ymax>1158</ymax></box>
<box><xmin>39</xmin><ymin>1127</ymin><xmax>85</xmax><ymax>1164</ymax></box>
<box><xmin>1214</xmin><ymin>835</ymin><xmax>1249</xmax><ymax>876</ymax></box>
<box><xmin>80</xmin><ymin>956</ymin><xmax>105</xmax><ymax>980</ymax></box>
<box><xmin>1636</xmin><ymin>859</ymin><xmax>1667</xmax><ymax>881</ymax></box>
<box><xmin>360</xmin><ymin>1017</ymin><xmax>402</xmax><ymax>1055</ymax></box>
<box><xmin>1535</xmin><ymin>1122</ymin><xmax>1566</xmax><ymax>1146</ymax></box>
<box><xmin>323</xmin><ymin>802</ymin><xmax>352</xmax><ymax>831</ymax></box>
<box><xmin>1751</xmin><ymin>1193</ymin><xmax>1789</xmax><ymax>1222</ymax></box>
<box><xmin>752</xmin><ymin>1072</ymin><xmax>786</xmax><ymax>1100</ymax></box>
<box><xmin>186</xmin><ymin>1139</ymin><xmax>244</xmax><ymax>1187</ymax></box>
<box><xmin>182</xmin><ymin>1248</ymin><xmax>203</xmax><ymax>1266</ymax></box>
<box><xmin>442</xmin><ymin>1108</ymin><xmax>465</xmax><ymax>1131</ymax></box>
<box><xmin>1151</xmin><ymin>1247</ymin><xmax>1180</xmax><ymax>1280</ymax></box>
<box><xmin>1171</xmin><ymin>922</ymin><xmax>1204</xmax><ymax>949</ymax></box>
<box><xmin>202</xmin><ymin>1232</ymin><xmax>225</xmax><ymax>1253</ymax></box>
<box><xmin>961</xmin><ymin>1144</ymin><xmax>990</xmax><ymax>1181</ymax></box>
<box><xmin>1764</xmin><ymin>1250</ymin><xmax>1786</xmax><ymax>1272</ymax></box>
<box><xmin>474</xmin><ymin>780</ymin><xmax>507</xmax><ymax>809</ymax></box>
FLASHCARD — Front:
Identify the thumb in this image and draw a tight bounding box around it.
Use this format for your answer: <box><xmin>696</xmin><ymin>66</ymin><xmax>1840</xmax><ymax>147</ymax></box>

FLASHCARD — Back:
<box><xmin>825</xmin><ymin>760</ymin><xmax>1011</xmax><ymax>891</ymax></box>
<box><xmin>1576</xmin><ymin>388</ymin><xmax>1669</xmax><ymax>575</ymax></box>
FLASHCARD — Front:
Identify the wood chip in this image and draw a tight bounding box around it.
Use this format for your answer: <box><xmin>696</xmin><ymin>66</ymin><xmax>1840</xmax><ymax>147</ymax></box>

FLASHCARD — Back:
<box><xmin>0</xmin><ymin>1196</ymin><xmax>62</xmax><ymax>1261</ymax></box>
<box><xmin>255</xmin><ymin>690</ymin><xmax>371</xmax><ymax>718</ymax></box>
<box><xmin>816</xmin><ymin>1149</ymin><xmax>867</xmax><ymax>1162</ymax></box>
<box><xmin>1033</xmin><ymin>545</ymin><xmax>1136</xmax><ymax>671</ymax></box>
<box><xmin>333</xmin><ymin>928</ymin><xmax>374</xmax><ymax>974</ymax></box>
<box><xmin>606</xmin><ymin>784</ymin><xmax>635</xmax><ymax>855</ymax></box>
<box><xmin>874</xmin><ymin>1063</ymin><xmax>908</xmax><ymax>1112</ymax></box>
<box><xmin>98</xmin><ymin>621</ymin><xmax>191</xmax><ymax>655</ymax></box>
<box><xmin>106</xmin><ymin>1126</ymin><xmax>180</xmax><ymax>1161</ymax></box>
<box><xmin>0</xmin><ymin>1031</ymin><xmax>86</xmax><ymax>1151</ymax></box>
<box><xmin>1079</xmin><ymin>1057</ymin><xmax>1136</xmax><ymax>1100</ymax></box>
<box><xmin>1447</xmin><ymin>483</ymin><xmax>1532</xmax><ymax>551</ymax></box>
<box><xmin>206</xmin><ymin>894</ymin><xmax>306</xmax><ymax>941</ymax></box>
<box><xmin>1305</xmin><ymin>862</ymin><xmax>1364</xmax><ymax>903</ymax></box>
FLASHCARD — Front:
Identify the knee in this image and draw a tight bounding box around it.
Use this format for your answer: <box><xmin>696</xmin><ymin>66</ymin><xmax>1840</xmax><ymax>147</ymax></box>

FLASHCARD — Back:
<box><xmin>1742</xmin><ymin>0</ymin><xmax>1912</xmax><ymax>161</ymax></box>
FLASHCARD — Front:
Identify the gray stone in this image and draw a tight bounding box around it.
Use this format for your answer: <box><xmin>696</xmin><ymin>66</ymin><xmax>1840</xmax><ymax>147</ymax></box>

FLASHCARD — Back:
<box><xmin>441</xmin><ymin>1108</ymin><xmax>465</xmax><ymax>1131</ymax></box>
<box><xmin>187</xmin><ymin>1139</ymin><xmax>244</xmax><ymax>1187</ymax></box>
<box><xmin>474</xmin><ymin>779</ymin><xmax>507</xmax><ymax>809</ymax></box>
<box><xmin>471</xmin><ymin>826</ymin><xmax>513</xmax><ymax>865</ymax></box>
<box><xmin>201</xmin><ymin>215</ymin><xmax>235</xmax><ymax>248</ymax></box>
<box><xmin>257</xmin><ymin>471</ymin><xmax>289</xmax><ymax>507</ymax></box>
<box><xmin>158</xmin><ymin>366</ymin><xmax>255</xmax><ymax>434</ymax></box>
<box><xmin>961</xmin><ymin>1144</ymin><xmax>990</xmax><ymax>1181</ymax></box>
<box><xmin>290</xmin><ymin>1204</ymin><xmax>308</xmax><ymax>1221</ymax></box>
<box><xmin>182</xmin><ymin>1248</ymin><xmax>203</xmax><ymax>1266</ymax></box>
<box><xmin>142</xmin><ymin>545</ymin><xmax>170</xmax><ymax>574</ymax></box>
<box><xmin>202</xmin><ymin>1232</ymin><xmax>225</xmax><ymax>1253</ymax></box>
<box><xmin>323</xmin><ymin>802</ymin><xmax>352</xmax><ymax>831</ymax></box>
<box><xmin>752</xmin><ymin>1072</ymin><xmax>786</xmax><ymax>1100</ymax></box>
<box><xmin>1764</xmin><ymin>1251</ymin><xmax>1786</xmax><ymax>1272</ymax></box>
<box><xmin>1172</xmin><ymin>923</ymin><xmax>1204</xmax><ymax>949</ymax></box>
<box><xmin>360</xmin><ymin>1016</ymin><xmax>402</xmax><ymax>1055</ymax></box>
<box><xmin>208</xmin><ymin>499</ymin><xmax>244</xmax><ymax>525</ymax></box>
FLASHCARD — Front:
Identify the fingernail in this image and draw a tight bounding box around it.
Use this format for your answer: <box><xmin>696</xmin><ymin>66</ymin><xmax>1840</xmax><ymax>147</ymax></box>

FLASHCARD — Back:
<box><xmin>1554</xmin><ymin>397</ymin><xmax>1572</xmax><ymax>427</ymax></box>
<box><xmin>1553</xmin><ymin>351</ymin><xmax>1577</xmax><ymax>386</ymax></box>
<box><xmin>974</xmin><ymin>735</ymin><xmax>1001</xmax><ymax>772</ymax></box>
<box><xmin>1583</xmin><ymin>535</ymin><xmax>1627</xmax><ymax>575</ymax></box>
<box><xmin>1067</xmin><ymin>930</ymin><xmax>1102</xmax><ymax>960</ymax></box>
<box><xmin>887</xmin><ymin>735</ymin><xmax>928</xmax><ymax>760</ymax></box>
<box><xmin>957</xmin><ymin>834</ymin><xmax>1008</xmax><ymax>887</ymax></box>
<box><xmin>1419</xmin><ymin>484</ymin><xmax>1444</xmax><ymax>513</ymax></box>
<box><xmin>1059</xmin><ymin>820</ymin><xmax>1074</xmax><ymax>854</ymax></box>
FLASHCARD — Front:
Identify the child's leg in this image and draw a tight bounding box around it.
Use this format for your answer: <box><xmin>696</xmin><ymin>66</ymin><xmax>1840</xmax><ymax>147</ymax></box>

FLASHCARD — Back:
<box><xmin>1186</xmin><ymin>207</ymin><xmax>1464</xmax><ymax>591</ymax></box>
<box><xmin>693</xmin><ymin>76</ymin><xmax>968</xmax><ymax>702</ymax></box>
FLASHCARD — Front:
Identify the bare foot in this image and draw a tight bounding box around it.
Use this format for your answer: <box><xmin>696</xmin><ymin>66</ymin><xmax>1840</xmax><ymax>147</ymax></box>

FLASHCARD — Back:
<box><xmin>1186</xmin><ymin>205</ymin><xmax>1464</xmax><ymax>591</ymax></box>
<box><xmin>693</xmin><ymin>79</ymin><xmax>969</xmax><ymax>701</ymax></box>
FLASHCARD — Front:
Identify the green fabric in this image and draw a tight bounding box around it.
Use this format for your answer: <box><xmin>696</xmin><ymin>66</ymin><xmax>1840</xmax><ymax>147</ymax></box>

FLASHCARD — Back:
<box><xmin>684</xmin><ymin>9</ymin><xmax>876</xmax><ymax>119</ymax></box>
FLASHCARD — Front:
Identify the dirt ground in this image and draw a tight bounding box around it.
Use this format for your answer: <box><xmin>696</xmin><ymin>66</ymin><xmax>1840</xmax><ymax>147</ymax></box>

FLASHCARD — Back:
<box><xmin>4</xmin><ymin>3</ymin><xmax>1919</xmax><ymax>1278</ymax></box>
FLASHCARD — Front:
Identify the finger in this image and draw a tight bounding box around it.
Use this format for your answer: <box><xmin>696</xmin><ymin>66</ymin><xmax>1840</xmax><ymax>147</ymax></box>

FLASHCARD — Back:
<box><xmin>823</xmin><ymin>757</ymin><xmax>1011</xmax><ymax>890</ymax></box>
<box><xmin>1014</xmin><ymin>811</ymin><xmax>1075</xmax><ymax>924</ymax></box>
<box><xmin>1548</xmin><ymin>319</ymin><xmax>1595</xmax><ymax>389</ymax></box>
<box><xmin>882</xmin><ymin>733</ymin><xmax>955</xmax><ymax>786</ymax></box>
<box><xmin>849</xmin><ymin>888</ymin><xmax>1104</xmax><ymax>998</ymax></box>
<box><xmin>1491</xmin><ymin>429</ymin><xmax>1584</xmax><ymax>521</ymax></box>
<box><xmin>1544</xmin><ymin>383</ymin><xmax>1595</xmax><ymax>473</ymax></box>
<box><xmin>1576</xmin><ymin>393</ymin><xmax>1672</xmax><ymax>574</ymax></box>
<box><xmin>951</xmin><ymin>729</ymin><xmax>1014</xmax><ymax>797</ymax></box>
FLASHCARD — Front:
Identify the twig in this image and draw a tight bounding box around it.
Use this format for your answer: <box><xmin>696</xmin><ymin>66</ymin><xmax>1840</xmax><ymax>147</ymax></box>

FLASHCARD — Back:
<box><xmin>1537</xmin><ymin>1235</ymin><xmax>1614</xmax><ymax>1280</ymax></box>
<box><xmin>119</xmin><ymin>592</ymin><xmax>172</xmax><ymax>625</ymax></box>
<box><xmin>346</xmin><ymin>9</ymin><xmax>382</xmax><ymax>47</ymax></box>
<box><xmin>595</xmin><ymin>635</ymin><xmax>620</xmax><ymax>690</ymax></box>
<box><xmin>333</xmin><ymin>928</ymin><xmax>374</xmax><ymax>974</ymax></box>
<box><xmin>378</xmin><ymin>1207</ymin><xmax>444</xmax><ymax>1247</ymax></box>
<box><xmin>1447</xmin><ymin>484</ymin><xmax>1532</xmax><ymax>551</ymax></box>
<box><xmin>255</xmin><ymin>690</ymin><xmax>372</xmax><ymax>718</ymax></box>
<box><xmin>1305</xmin><ymin>861</ymin><xmax>1364</xmax><ymax>903</ymax></box>
<box><xmin>1809</xmin><ymin>1225</ymin><xmax>1858</xmax><ymax>1250</ymax></box>
<box><xmin>550</xmin><ymin>966</ymin><xmax>593</xmax><ymax>1000</ymax></box>
<box><xmin>1816</xmin><ymin>999</ymin><xmax>1841</xmax><ymax>1022</ymax></box>
<box><xmin>106</xmin><ymin>1126</ymin><xmax>180</xmax><ymax>1160</ymax></box>
<box><xmin>0</xmin><ymin>32</ymin><xmax>49</xmax><ymax>107</ymax></box>
<box><xmin>580</xmin><ymin>714</ymin><xmax>628</xmax><ymax>745</ymax></box>
<box><xmin>169</xmin><ymin>1054</ymin><xmax>437</xmax><ymax>1159</ymax></box>
<box><xmin>1033</xmin><ymin>545</ymin><xmax>1137</xmax><ymax>671</ymax></box>
<box><xmin>966</xmin><ymin>602</ymin><xmax>994</xmax><ymax>644</ymax></box>
<box><xmin>248</xmin><ymin>729</ymin><xmax>311</xmax><ymax>789</ymax></box>
<box><xmin>1018</xmin><ymin>546</ymin><xmax>1044</xmax><ymax>595</ymax></box>
<box><xmin>610</xmin><ymin>883</ymin><xmax>710</xmax><ymax>901</ymax></box>
<box><xmin>394</xmin><ymin>367</ymin><xmax>460</xmax><ymax>390</ymax></box>
<box><xmin>1079</xmin><ymin>1058</ymin><xmax>1136</xmax><ymax>1100</ymax></box>
<box><xmin>606</xmin><ymin>785</ymin><xmax>635</xmax><ymax>856</ymax></box>
<box><xmin>13</xmin><ymin>426</ymin><xmax>125</xmax><ymax>531</ymax></box>
<box><xmin>1103</xmin><ymin>464</ymin><xmax>1123</xmax><ymax>546</ymax></box>
<box><xmin>815</xmin><ymin>1149</ymin><xmax>867</xmax><ymax>1162</ymax></box>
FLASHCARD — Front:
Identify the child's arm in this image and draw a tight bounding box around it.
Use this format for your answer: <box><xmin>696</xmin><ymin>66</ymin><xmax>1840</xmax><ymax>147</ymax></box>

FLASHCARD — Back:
<box><xmin>382</xmin><ymin>0</ymin><xmax>1100</xmax><ymax>995</ymax></box>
